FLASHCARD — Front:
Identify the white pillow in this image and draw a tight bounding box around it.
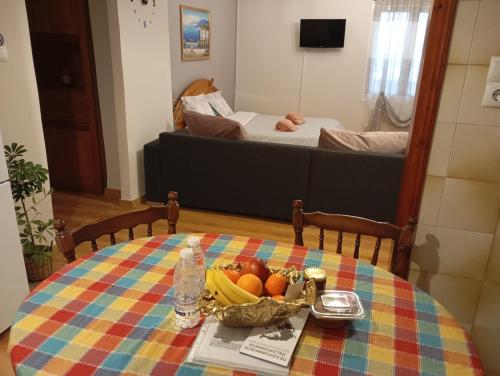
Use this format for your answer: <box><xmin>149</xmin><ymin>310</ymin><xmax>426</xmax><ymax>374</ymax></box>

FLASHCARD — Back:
<box><xmin>205</xmin><ymin>91</ymin><xmax>234</xmax><ymax>117</ymax></box>
<box><xmin>181</xmin><ymin>94</ymin><xmax>215</xmax><ymax>116</ymax></box>
<box><xmin>318</xmin><ymin>128</ymin><xmax>408</xmax><ymax>154</ymax></box>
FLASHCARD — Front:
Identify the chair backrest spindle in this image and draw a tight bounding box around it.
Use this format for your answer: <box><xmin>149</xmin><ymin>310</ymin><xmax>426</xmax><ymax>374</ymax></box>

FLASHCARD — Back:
<box><xmin>128</xmin><ymin>228</ymin><xmax>134</xmax><ymax>241</ymax></box>
<box><xmin>337</xmin><ymin>231</ymin><xmax>343</xmax><ymax>254</ymax></box>
<box><xmin>319</xmin><ymin>228</ymin><xmax>325</xmax><ymax>250</ymax></box>
<box><xmin>353</xmin><ymin>233</ymin><xmax>361</xmax><ymax>259</ymax></box>
<box><xmin>371</xmin><ymin>237</ymin><xmax>382</xmax><ymax>265</ymax></box>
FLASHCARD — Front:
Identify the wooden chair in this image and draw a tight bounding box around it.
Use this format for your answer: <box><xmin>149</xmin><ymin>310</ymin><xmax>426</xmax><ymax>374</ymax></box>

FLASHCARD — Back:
<box><xmin>55</xmin><ymin>191</ymin><xmax>180</xmax><ymax>263</ymax></box>
<box><xmin>292</xmin><ymin>200</ymin><xmax>417</xmax><ymax>280</ymax></box>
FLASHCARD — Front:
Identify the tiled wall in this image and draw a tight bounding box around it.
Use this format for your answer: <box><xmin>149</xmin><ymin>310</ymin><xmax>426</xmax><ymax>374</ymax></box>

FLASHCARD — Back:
<box><xmin>410</xmin><ymin>0</ymin><xmax>500</xmax><ymax>374</ymax></box>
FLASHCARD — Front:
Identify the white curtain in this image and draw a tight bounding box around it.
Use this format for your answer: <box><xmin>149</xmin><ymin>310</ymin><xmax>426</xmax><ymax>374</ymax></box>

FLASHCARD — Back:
<box><xmin>366</xmin><ymin>0</ymin><xmax>432</xmax><ymax>131</ymax></box>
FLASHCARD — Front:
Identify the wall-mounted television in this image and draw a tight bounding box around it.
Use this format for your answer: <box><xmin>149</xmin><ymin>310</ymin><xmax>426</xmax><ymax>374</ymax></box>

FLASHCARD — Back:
<box><xmin>300</xmin><ymin>19</ymin><xmax>346</xmax><ymax>48</ymax></box>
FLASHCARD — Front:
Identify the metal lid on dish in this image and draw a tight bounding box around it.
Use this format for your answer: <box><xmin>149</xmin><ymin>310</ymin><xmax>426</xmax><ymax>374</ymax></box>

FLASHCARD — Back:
<box><xmin>303</xmin><ymin>267</ymin><xmax>327</xmax><ymax>282</ymax></box>
<box><xmin>310</xmin><ymin>290</ymin><xmax>364</xmax><ymax>320</ymax></box>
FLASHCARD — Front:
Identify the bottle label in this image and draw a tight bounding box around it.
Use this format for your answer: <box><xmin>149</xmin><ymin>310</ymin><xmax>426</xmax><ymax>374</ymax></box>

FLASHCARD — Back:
<box><xmin>174</xmin><ymin>307</ymin><xmax>197</xmax><ymax>317</ymax></box>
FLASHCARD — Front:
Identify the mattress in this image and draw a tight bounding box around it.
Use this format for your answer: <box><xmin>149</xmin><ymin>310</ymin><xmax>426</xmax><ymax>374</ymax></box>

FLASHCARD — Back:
<box><xmin>227</xmin><ymin>112</ymin><xmax>343</xmax><ymax>147</ymax></box>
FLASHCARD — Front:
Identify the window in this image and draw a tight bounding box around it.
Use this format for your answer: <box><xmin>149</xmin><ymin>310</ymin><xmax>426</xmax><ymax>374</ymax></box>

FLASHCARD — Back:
<box><xmin>367</xmin><ymin>10</ymin><xmax>429</xmax><ymax>98</ymax></box>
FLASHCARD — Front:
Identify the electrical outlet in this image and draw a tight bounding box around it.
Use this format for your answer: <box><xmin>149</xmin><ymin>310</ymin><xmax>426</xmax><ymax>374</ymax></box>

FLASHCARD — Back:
<box><xmin>481</xmin><ymin>82</ymin><xmax>500</xmax><ymax>108</ymax></box>
<box><xmin>0</xmin><ymin>46</ymin><xmax>8</xmax><ymax>62</ymax></box>
<box><xmin>486</xmin><ymin>57</ymin><xmax>500</xmax><ymax>82</ymax></box>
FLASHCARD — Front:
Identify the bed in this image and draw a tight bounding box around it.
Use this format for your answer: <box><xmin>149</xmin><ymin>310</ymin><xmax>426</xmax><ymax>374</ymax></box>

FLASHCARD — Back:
<box><xmin>173</xmin><ymin>78</ymin><xmax>343</xmax><ymax>147</ymax></box>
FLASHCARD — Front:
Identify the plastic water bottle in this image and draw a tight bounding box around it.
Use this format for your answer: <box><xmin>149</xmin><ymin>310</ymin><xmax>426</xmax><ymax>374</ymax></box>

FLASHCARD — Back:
<box><xmin>174</xmin><ymin>248</ymin><xmax>201</xmax><ymax>328</ymax></box>
<box><xmin>187</xmin><ymin>236</ymin><xmax>205</xmax><ymax>289</ymax></box>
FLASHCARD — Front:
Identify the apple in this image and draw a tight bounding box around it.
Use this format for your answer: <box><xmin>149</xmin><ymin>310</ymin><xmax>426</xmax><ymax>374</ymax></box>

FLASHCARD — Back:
<box><xmin>240</xmin><ymin>257</ymin><xmax>270</xmax><ymax>283</ymax></box>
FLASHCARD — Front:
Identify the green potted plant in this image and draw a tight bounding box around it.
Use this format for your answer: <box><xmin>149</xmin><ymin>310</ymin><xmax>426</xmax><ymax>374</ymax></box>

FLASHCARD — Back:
<box><xmin>4</xmin><ymin>143</ymin><xmax>54</xmax><ymax>282</ymax></box>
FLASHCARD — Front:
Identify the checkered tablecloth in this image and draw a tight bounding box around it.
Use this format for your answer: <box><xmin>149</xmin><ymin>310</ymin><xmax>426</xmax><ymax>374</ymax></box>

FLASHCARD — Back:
<box><xmin>9</xmin><ymin>233</ymin><xmax>482</xmax><ymax>375</ymax></box>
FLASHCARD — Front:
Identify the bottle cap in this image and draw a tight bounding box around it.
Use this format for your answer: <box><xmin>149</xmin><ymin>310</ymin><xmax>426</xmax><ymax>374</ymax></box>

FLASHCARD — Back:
<box><xmin>180</xmin><ymin>247</ymin><xmax>194</xmax><ymax>260</ymax></box>
<box><xmin>187</xmin><ymin>236</ymin><xmax>201</xmax><ymax>247</ymax></box>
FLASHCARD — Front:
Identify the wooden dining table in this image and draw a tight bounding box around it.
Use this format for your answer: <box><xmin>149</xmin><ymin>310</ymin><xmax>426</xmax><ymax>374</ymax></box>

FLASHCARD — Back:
<box><xmin>9</xmin><ymin>233</ymin><xmax>482</xmax><ymax>375</ymax></box>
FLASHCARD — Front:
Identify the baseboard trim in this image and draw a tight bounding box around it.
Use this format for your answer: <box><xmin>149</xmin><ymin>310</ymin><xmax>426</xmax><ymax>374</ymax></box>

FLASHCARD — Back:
<box><xmin>103</xmin><ymin>188</ymin><xmax>121</xmax><ymax>201</ymax></box>
<box><xmin>119</xmin><ymin>196</ymin><xmax>145</xmax><ymax>209</ymax></box>
<box><xmin>144</xmin><ymin>200</ymin><xmax>164</xmax><ymax>207</ymax></box>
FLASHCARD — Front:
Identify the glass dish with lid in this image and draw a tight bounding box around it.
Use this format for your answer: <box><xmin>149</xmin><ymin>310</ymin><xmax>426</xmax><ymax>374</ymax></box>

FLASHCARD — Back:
<box><xmin>310</xmin><ymin>290</ymin><xmax>364</xmax><ymax>322</ymax></box>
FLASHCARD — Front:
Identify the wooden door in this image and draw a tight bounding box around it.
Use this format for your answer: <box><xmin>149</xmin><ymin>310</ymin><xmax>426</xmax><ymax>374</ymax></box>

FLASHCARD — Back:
<box><xmin>26</xmin><ymin>0</ymin><xmax>106</xmax><ymax>194</ymax></box>
<box><xmin>395</xmin><ymin>0</ymin><xmax>457</xmax><ymax>226</ymax></box>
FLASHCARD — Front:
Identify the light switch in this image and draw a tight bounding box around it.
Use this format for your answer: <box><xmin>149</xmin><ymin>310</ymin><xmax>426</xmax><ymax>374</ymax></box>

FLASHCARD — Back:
<box><xmin>0</xmin><ymin>46</ymin><xmax>8</xmax><ymax>62</ymax></box>
<box><xmin>481</xmin><ymin>82</ymin><xmax>500</xmax><ymax>108</ymax></box>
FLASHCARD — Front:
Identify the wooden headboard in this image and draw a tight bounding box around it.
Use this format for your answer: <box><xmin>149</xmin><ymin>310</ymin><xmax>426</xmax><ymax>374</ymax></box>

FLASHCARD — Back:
<box><xmin>173</xmin><ymin>78</ymin><xmax>218</xmax><ymax>129</ymax></box>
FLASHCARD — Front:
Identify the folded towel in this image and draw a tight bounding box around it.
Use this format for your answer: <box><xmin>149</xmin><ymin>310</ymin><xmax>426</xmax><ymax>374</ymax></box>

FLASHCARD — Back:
<box><xmin>286</xmin><ymin>112</ymin><xmax>305</xmax><ymax>125</ymax></box>
<box><xmin>275</xmin><ymin>118</ymin><xmax>298</xmax><ymax>132</ymax></box>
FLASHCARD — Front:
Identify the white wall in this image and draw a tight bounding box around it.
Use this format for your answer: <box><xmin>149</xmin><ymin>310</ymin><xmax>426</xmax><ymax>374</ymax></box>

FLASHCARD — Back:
<box><xmin>168</xmin><ymin>0</ymin><xmax>238</xmax><ymax>107</ymax></box>
<box><xmin>89</xmin><ymin>0</ymin><xmax>121</xmax><ymax>191</ymax></box>
<box><xmin>236</xmin><ymin>0</ymin><xmax>373</xmax><ymax>131</ymax></box>
<box><xmin>0</xmin><ymin>0</ymin><xmax>53</xmax><ymax>220</ymax></box>
<box><xmin>107</xmin><ymin>0</ymin><xmax>173</xmax><ymax>201</ymax></box>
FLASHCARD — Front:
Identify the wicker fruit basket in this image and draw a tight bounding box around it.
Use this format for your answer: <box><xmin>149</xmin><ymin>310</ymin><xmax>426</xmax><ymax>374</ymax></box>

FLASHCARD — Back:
<box><xmin>198</xmin><ymin>263</ymin><xmax>316</xmax><ymax>327</ymax></box>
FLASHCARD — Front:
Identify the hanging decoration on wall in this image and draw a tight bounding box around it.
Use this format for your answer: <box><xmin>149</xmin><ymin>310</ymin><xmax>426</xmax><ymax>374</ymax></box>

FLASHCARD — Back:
<box><xmin>180</xmin><ymin>5</ymin><xmax>210</xmax><ymax>61</ymax></box>
<box><xmin>130</xmin><ymin>0</ymin><xmax>156</xmax><ymax>28</ymax></box>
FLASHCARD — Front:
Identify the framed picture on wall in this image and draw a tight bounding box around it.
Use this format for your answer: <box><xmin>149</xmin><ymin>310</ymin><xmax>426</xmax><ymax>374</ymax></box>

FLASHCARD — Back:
<box><xmin>180</xmin><ymin>5</ymin><xmax>210</xmax><ymax>61</ymax></box>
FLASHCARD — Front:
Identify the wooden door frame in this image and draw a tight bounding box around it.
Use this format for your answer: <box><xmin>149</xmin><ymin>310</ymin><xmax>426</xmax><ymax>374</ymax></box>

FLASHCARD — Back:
<box><xmin>84</xmin><ymin>0</ymin><xmax>107</xmax><ymax>193</ymax></box>
<box><xmin>395</xmin><ymin>0</ymin><xmax>457</xmax><ymax>226</ymax></box>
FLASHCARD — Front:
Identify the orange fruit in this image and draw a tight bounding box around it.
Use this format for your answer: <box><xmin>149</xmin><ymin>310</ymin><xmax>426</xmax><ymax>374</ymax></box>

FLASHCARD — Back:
<box><xmin>236</xmin><ymin>274</ymin><xmax>263</xmax><ymax>297</ymax></box>
<box><xmin>272</xmin><ymin>294</ymin><xmax>285</xmax><ymax>302</ymax></box>
<box><xmin>264</xmin><ymin>273</ymin><xmax>287</xmax><ymax>296</ymax></box>
<box><xmin>223</xmin><ymin>269</ymin><xmax>241</xmax><ymax>284</ymax></box>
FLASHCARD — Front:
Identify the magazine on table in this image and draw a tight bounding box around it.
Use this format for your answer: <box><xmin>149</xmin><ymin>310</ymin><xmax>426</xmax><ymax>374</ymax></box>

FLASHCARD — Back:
<box><xmin>186</xmin><ymin>308</ymin><xmax>309</xmax><ymax>375</ymax></box>
<box><xmin>239</xmin><ymin>308</ymin><xmax>309</xmax><ymax>367</ymax></box>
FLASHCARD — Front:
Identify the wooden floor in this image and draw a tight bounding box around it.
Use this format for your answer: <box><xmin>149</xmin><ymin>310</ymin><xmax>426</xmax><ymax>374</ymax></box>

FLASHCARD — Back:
<box><xmin>0</xmin><ymin>191</ymin><xmax>393</xmax><ymax>375</ymax></box>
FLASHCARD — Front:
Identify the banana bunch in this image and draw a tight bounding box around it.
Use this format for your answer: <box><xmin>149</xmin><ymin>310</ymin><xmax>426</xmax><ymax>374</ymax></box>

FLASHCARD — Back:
<box><xmin>205</xmin><ymin>269</ymin><xmax>259</xmax><ymax>306</ymax></box>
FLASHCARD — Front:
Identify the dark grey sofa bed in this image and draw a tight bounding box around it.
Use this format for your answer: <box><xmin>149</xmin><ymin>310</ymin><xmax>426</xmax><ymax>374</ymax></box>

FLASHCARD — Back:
<box><xmin>144</xmin><ymin>132</ymin><xmax>404</xmax><ymax>222</ymax></box>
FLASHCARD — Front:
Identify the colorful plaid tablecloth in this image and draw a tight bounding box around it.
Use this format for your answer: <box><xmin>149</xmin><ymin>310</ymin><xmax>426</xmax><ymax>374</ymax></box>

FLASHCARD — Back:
<box><xmin>9</xmin><ymin>233</ymin><xmax>482</xmax><ymax>375</ymax></box>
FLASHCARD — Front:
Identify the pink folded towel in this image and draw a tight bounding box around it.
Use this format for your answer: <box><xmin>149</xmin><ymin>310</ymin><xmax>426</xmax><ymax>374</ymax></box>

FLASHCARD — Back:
<box><xmin>275</xmin><ymin>118</ymin><xmax>298</xmax><ymax>132</ymax></box>
<box><xmin>286</xmin><ymin>112</ymin><xmax>305</xmax><ymax>125</ymax></box>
